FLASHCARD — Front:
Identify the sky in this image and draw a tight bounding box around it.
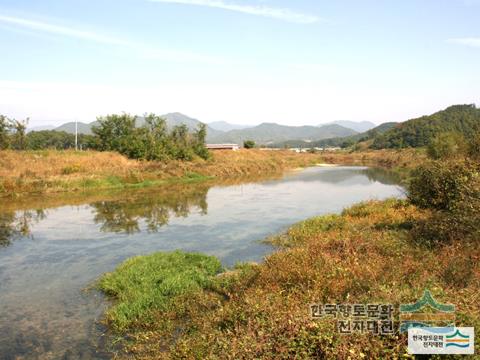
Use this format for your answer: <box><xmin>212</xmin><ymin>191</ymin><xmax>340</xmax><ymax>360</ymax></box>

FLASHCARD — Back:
<box><xmin>0</xmin><ymin>0</ymin><xmax>479</xmax><ymax>127</ymax></box>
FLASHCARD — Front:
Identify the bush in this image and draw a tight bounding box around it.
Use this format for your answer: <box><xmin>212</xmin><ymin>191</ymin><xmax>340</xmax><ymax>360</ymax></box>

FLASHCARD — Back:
<box><xmin>408</xmin><ymin>158</ymin><xmax>480</xmax><ymax>245</ymax></box>
<box><xmin>408</xmin><ymin>159</ymin><xmax>477</xmax><ymax>211</ymax></box>
<box><xmin>61</xmin><ymin>164</ymin><xmax>82</xmax><ymax>175</ymax></box>
<box><xmin>468</xmin><ymin>133</ymin><xmax>480</xmax><ymax>160</ymax></box>
<box><xmin>243</xmin><ymin>140</ymin><xmax>255</xmax><ymax>149</ymax></box>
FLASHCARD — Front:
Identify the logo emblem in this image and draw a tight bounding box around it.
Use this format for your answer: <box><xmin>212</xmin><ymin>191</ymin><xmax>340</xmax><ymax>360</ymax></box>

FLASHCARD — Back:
<box><xmin>399</xmin><ymin>290</ymin><xmax>455</xmax><ymax>332</ymax></box>
<box><xmin>408</xmin><ymin>327</ymin><xmax>475</xmax><ymax>354</ymax></box>
<box><xmin>446</xmin><ymin>329</ymin><xmax>471</xmax><ymax>349</ymax></box>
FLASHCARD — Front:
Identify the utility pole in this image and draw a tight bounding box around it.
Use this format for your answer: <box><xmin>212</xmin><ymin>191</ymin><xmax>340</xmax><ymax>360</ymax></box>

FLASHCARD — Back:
<box><xmin>75</xmin><ymin>118</ymin><xmax>78</xmax><ymax>151</ymax></box>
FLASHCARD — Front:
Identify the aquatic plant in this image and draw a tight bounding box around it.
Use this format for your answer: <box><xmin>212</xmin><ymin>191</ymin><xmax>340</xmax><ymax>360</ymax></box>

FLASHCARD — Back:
<box><xmin>98</xmin><ymin>251</ymin><xmax>222</xmax><ymax>330</ymax></box>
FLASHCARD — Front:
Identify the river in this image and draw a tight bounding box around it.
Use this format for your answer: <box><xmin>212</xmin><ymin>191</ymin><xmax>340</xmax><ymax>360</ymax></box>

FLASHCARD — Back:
<box><xmin>0</xmin><ymin>166</ymin><xmax>404</xmax><ymax>359</ymax></box>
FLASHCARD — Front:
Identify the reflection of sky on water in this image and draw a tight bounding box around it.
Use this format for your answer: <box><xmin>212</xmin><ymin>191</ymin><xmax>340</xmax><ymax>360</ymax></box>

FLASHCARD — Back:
<box><xmin>0</xmin><ymin>166</ymin><xmax>403</xmax><ymax>359</ymax></box>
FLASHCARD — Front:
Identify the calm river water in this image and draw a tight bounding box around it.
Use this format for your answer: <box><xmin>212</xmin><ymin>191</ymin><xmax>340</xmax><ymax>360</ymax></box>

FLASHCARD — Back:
<box><xmin>0</xmin><ymin>166</ymin><xmax>403</xmax><ymax>359</ymax></box>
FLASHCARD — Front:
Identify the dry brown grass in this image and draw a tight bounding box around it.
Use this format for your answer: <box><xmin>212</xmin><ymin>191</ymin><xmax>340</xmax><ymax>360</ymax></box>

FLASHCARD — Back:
<box><xmin>317</xmin><ymin>148</ymin><xmax>427</xmax><ymax>169</ymax></box>
<box><xmin>0</xmin><ymin>148</ymin><xmax>425</xmax><ymax>196</ymax></box>
<box><xmin>0</xmin><ymin>149</ymin><xmax>138</xmax><ymax>179</ymax></box>
<box><xmin>0</xmin><ymin>149</ymin><xmax>323</xmax><ymax>196</ymax></box>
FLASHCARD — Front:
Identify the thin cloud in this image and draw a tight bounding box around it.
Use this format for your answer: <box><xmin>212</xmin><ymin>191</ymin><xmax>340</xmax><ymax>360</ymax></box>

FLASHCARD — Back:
<box><xmin>0</xmin><ymin>14</ymin><xmax>224</xmax><ymax>64</ymax></box>
<box><xmin>448</xmin><ymin>37</ymin><xmax>480</xmax><ymax>47</ymax></box>
<box><xmin>148</xmin><ymin>0</ymin><xmax>320</xmax><ymax>24</ymax></box>
<box><xmin>0</xmin><ymin>14</ymin><xmax>129</xmax><ymax>45</ymax></box>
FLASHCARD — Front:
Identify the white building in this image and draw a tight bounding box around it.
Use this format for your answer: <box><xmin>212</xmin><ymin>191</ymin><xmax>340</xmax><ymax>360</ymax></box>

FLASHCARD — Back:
<box><xmin>206</xmin><ymin>144</ymin><xmax>240</xmax><ymax>151</ymax></box>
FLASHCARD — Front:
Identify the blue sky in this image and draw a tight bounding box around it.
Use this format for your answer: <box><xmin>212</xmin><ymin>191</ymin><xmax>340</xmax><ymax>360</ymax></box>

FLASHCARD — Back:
<box><xmin>0</xmin><ymin>0</ymin><xmax>479</xmax><ymax>126</ymax></box>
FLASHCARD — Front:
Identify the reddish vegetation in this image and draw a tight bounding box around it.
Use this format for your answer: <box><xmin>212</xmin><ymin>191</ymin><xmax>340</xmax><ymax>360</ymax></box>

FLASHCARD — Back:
<box><xmin>106</xmin><ymin>200</ymin><xmax>479</xmax><ymax>359</ymax></box>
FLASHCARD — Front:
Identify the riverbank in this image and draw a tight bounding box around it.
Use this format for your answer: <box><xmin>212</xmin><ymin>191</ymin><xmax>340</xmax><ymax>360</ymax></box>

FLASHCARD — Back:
<box><xmin>0</xmin><ymin>148</ymin><xmax>424</xmax><ymax>197</ymax></box>
<box><xmin>99</xmin><ymin>199</ymin><xmax>479</xmax><ymax>358</ymax></box>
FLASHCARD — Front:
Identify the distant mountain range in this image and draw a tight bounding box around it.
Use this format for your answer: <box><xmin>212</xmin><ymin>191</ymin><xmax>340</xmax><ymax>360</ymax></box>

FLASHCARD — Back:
<box><xmin>25</xmin><ymin>105</ymin><xmax>479</xmax><ymax>149</ymax></box>
<box><xmin>270</xmin><ymin>122</ymin><xmax>398</xmax><ymax>148</ymax></box>
<box><xmin>208</xmin><ymin>123</ymin><xmax>357</xmax><ymax>144</ymax></box>
<box><xmin>29</xmin><ymin>113</ymin><xmax>380</xmax><ymax>145</ymax></box>
<box><xmin>55</xmin><ymin>121</ymin><xmax>97</xmax><ymax>135</ymax></box>
<box><xmin>302</xmin><ymin>104</ymin><xmax>480</xmax><ymax>150</ymax></box>
<box><xmin>51</xmin><ymin>113</ymin><xmax>223</xmax><ymax>138</ymax></box>
<box><xmin>324</xmin><ymin>120</ymin><xmax>376</xmax><ymax>133</ymax></box>
<box><xmin>208</xmin><ymin>121</ymin><xmax>252</xmax><ymax>132</ymax></box>
<box><xmin>27</xmin><ymin>125</ymin><xmax>55</xmax><ymax>132</ymax></box>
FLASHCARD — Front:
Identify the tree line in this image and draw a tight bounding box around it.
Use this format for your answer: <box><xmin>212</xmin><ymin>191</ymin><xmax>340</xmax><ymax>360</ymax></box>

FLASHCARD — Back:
<box><xmin>0</xmin><ymin>113</ymin><xmax>209</xmax><ymax>161</ymax></box>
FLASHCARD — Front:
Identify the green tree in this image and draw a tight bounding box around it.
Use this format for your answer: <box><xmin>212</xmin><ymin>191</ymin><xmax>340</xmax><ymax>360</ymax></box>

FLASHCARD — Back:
<box><xmin>426</xmin><ymin>132</ymin><xmax>466</xmax><ymax>160</ymax></box>
<box><xmin>193</xmin><ymin>123</ymin><xmax>209</xmax><ymax>159</ymax></box>
<box><xmin>92</xmin><ymin>113</ymin><xmax>137</xmax><ymax>153</ymax></box>
<box><xmin>0</xmin><ymin>115</ymin><xmax>11</xmax><ymax>150</ymax></box>
<box><xmin>90</xmin><ymin>113</ymin><xmax>209</xmax><ymax>162</ymax></box>
<box><xmin>10</xmin><ymin>118</ymin><xmax>28</xmax><ymax>150</ymax></box>
<box><xmin>25</xmin><ymin>130</ymin><xmax>93</xmax><ymax>150</ymax></box>
<box><xmin>340</xmin><ymin>139</ymin><xmax>355</xmax><ymax>148</ymax></box>
<box><xmin>142</xmin><ymin>113</ymin><xmax>169</xmax><ymax>161</ymax></box>
<box><xmin>169</xmin><ymin>124</ymin><xmax>193</xmax><ymax>160</ymax></box>
<box><xmin>243</xmin><ymin>140</ymin><xmax>255</xmax><ymax>149</ymax></box>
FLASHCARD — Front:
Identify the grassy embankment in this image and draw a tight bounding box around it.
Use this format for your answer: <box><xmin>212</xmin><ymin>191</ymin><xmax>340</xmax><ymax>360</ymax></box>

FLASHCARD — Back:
<box><xmin>0</xmin><ymin>148</ymin><xmax>424</xmax><ymax>197</ymax></box>
<box><xmin>99</xmin><ymin>199</ymin><xmax>479</xmax><ymax>359</ymax></box>
<box><xmin>0</xmin><ymin>149</ymin><xmax>316</xmax><ymax>196</ymax></box>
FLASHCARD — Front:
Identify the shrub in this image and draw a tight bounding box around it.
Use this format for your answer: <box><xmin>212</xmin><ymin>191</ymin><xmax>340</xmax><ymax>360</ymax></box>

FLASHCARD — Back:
<box><xmin>408</xmin><ymin>159</ymin><xmax>480</xmax><ymax>245</ymax></box>
<box><xmin>468</xmin><ymin>133</ymin><xmax>480</xmax><ymax>160</ymax></box>
<box><xmin>408</xmin><ymin>159</ymin><xmax>477</xmax><ymax>212</ymax></box>
<box><xmin>243</xmin><ymin>140</ymin><xmax>255</xmax><ymax>149</ymax></box>
<box><xmin>61</xmin><ymin>164</ymin><xmax>82</xmax><ymax>175</ymax></box>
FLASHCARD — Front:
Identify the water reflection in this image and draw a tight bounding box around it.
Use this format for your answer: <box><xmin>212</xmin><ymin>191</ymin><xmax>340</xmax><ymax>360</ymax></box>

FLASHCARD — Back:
<box><xmin>0</xmin><ymin>167</ymin><xmax>403</xmax><ymax>246</ymax></box>
<box><xmin>0</xmin><ymin>210</ymin><xmax>46</xmax><ymax>247</ymax></box>
<box><xmin>91</xmin><ymin>185</ymin><xmax>209</xmax><ymax>233</ymax></box>
<box><xmin>277</xmin><ymin>166</ymin><xmax>403</xmax><ymax>186</ymax></box>
<box><xmin>361</xmin><ymin>167</ymin><xmax>404</xmax><ymax>186</ymax></box>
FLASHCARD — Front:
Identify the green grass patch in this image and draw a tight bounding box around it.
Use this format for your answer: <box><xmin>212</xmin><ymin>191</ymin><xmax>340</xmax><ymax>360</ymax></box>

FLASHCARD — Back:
<box><xmin>182</xmin><ymin>172</ymin><xmax>213</xmax><ymax>183</ymax></box>
<box><xmin>98</xmin><ymin>250</ymin><xmax>223</xmax><ymax>330</ymax></box>
<box><xmin>105</xmin><ymin>175</ymin><xmax>123</xmax><ymax>187</ymax></box>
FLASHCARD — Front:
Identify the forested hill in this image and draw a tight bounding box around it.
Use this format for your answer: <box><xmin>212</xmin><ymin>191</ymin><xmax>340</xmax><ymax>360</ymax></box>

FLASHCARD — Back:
<box><xmin>371</xmin><ymin>104</ymin><xmax>480</xmax><ymax>149</ymax></box>
<box><xmin>269</xmin><ymin>122</ymin><xmax>396</xmax><ymax>149</ymax></box>
<box><xmin>208</xmin><ymin>123</ymin><xmax>357</xmax><ymax>144</ymax></box>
